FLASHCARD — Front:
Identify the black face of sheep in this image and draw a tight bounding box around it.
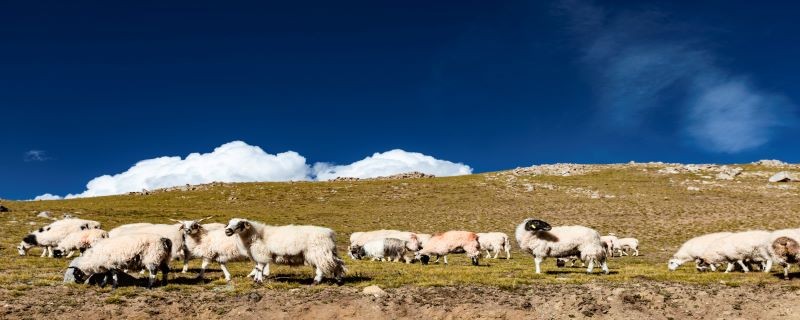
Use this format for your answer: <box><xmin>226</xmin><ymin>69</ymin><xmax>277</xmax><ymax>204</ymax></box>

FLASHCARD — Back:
<box><xmin>525</xmin><ymin>219</ymin><xmax>552</xmax><ymax>232</ymax></box>
<box><xmin>65</xmin><ymin>267</ymin><xmax>87</xmax><ymax>284</ymax></box>
<box><xmin>556</xmin><ymin>259</ymin><xmax>566</xmax><ymax>268</ymax></box>
<box><xmin>349</xmin><ymin>246</ymin><xmax>366</xmax><ymax>260</ymax></box>
<box><xmin>419</xmin><ymin>255</ymin><xmax>431</xmax><ymax>265</ymax></box>
<box><xmin>52</xmin><ymin>249</ymin><xmax>64</xmax><ymax>258</ymax></box>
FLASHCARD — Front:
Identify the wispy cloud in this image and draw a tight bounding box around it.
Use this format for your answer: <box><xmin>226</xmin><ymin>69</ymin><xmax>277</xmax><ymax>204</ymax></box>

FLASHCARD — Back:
<box><xmin>24</xmin><ymin>150</ymin><xmax>49</xmax><ymax>162</ymax></box>
<box><xmin>34</xmin><ymin>141</ymin><xmax>472</xmax><ymax>200</ymax></box>
<box><xmin>556</xmin><ymin>0</ymin><xmax>794</xmax><ymax>153</ymax></box>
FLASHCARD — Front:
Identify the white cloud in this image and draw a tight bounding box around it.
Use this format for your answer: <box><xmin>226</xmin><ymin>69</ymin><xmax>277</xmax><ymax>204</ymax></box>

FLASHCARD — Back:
<box><xmin>33</xmin><ymin>142</ymin><xmax>472</xmax><ymax>199</ymax></box>
<box><xmin>24</xmin><ymin>150</ymin><xmax>49</xmax><ymax>162</ymax></box>
<box><xmin>557</xmin><ymin>0</ymin><xmax>795</xmax><ymax>153</ymax></box>
<box><xmin>313</xmin><ymin>149</ymin><xmax>473</xmax><ymax>181</ymax></box>
<box><xmin>33</xmin><ymin>193</ymin><xmax>63</xmax><ymax>201</ymax></box>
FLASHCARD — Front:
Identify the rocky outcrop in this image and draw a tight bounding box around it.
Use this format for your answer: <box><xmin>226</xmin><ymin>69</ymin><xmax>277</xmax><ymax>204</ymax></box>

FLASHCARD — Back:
<box><xmin>512</xmin><ymin>164</ymin><xmax>598</xmax><ymax>177</ymax></box>
<box><xmin>329</xmin><ymin>172</ymin><xmax>436</xmax><ymax>182</ymax></box>
<box><xmin>753</xmin><ymin>159</ymin><xmax>789</xmax><ymax>167</ymax></box>
<box><xmin>769</xmin><ymin>172</ymin><xmax>797</xmax><ymax>183</ymax></box>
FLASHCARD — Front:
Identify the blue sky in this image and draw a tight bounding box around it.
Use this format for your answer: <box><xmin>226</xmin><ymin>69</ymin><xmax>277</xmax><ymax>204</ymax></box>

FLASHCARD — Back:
<box><xmin>2</xmin><ymin>0</ymin><xmax>799</xmax><ymax>200</ymax></box>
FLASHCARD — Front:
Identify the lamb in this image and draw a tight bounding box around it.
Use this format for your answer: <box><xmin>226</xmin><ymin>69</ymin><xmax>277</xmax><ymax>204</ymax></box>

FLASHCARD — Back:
<box><xmin>515</xmin><ymin>218</ymin><xmax>609</xmax><ymax>274</ymax></box>
<box><xmin>600</xmin><ymin>235</ymin><xmax>618</xmax><ymax>256</ymax></box>
<box><xmin>63</xmin><ymin>233</ymin><xmax>172</xmax><ymax>289</ymax></box>
<box><xmin>17</xmin><ymin>218</ymin><xmax>102</xmax><ymax>257</ymax></box>
<box><xmin>350</xmin><ymin>238</ymin><xmax>411</xmax><ymax>263</ymax></box>
<box><xmin>224</xmin><ymin>218</ymin><xmax>346</xmax><ymax>284</ymax></box>
<box><xmin>616</xmin><ymin>237</ymin><xmax>640</xmax><ymax>256</ymax></box>
<box><xmin>108</xmin><ymin>223</ymin><xmax>187</xmax><ymax>272</ymax></box>
<box><xmin>349</xmin><ymin>230</ymin><xmax>421</xmax><ymax>259</ymax></box>
<box><xmin>53</xmin><ymin>229</ymin><xmax>109</xmax><ymax>258</ymax></box>
<box><xmin>668</xmin><ymin>232</ymin><xmax>733</xmax><ymax>271</ymax></box>
<box><xmin>772</xmin><ymin>236</ymin><xmax>800</xmax><ymax>279</ymax></box>
<box><xmin>414</xmin><ymin>231</ymin><xmax>481</xmax><ymax>266</ymax></box>
<box><xmin>476</xmin><ymin>232</ymin><xmax>511</xmax><ymax>259</ymax></box>
<box><xmin>697</xmin><ymin>230</ymin><xmax>772</xmax><ymax>273</ymax></box>
<box><xmin>176</xmin><ymin>218</ymin><xmax>249</xmax><ymax>281</ymax></box>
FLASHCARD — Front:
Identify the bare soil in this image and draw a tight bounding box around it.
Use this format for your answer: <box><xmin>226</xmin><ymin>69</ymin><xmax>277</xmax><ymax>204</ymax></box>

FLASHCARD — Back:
<box><xmin>3</xmin><ymin>282</ymin><xmax>800</xmax><ymax>319</ymax></box>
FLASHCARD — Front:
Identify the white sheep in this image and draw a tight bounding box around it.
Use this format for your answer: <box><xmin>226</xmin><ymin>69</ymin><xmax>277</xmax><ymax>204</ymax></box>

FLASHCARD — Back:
<box><xmin>108</xmin><ymin>223</ymin><xmax>188</xmax><ymax>272</ymax></box>
<box><xmin>698</xmin><ymin>230</ymin><xmax>772</xmax><ymax>273</ymax></box>
<box><xmin>668</xmin><ymin>232</ymin><xmax>733</xmax><ymax>271</ymax></box>
<box><xmin>476</xmin><ymin>232</ymin><xmax>511</xmax><ymax>259</ymax></box>
<box><xmin>64</xmin><ymin>233</ymin><xmax>172</xmax><ymax>289</ymax></box>
<box><xmin>600</xmin><ymin>235</ymin><xmax>618</xmax><ymax>256</ymax></box>
<box><xmin>772</xmin><ymin>236</ymin><xmax>800</xmax><ymax>279</ymax></box>
<box><xmin>53</xmin><ymin>229</ymin><xmax>109</xmax><ymax>258</ymax></box>
<box><xmin>17</xmin><ymin>218</ymin><xmax>102</xmax><ymax>257</ymax></box>
<box><xmin>349</xmin><ymin>230</ymin><xmax>421</xmax><ymax>259</ymax></box>
<box><xmin>350</xmin><ymin>238</ymin><xmax>411</xmax><ymax>263</ymax></box>
<box><xmin>616</xmin><ymin>237</ymin><xmax>640</xmax><ymax>256</ymax></box>
<box><xmin>176</xmin><ymin>218</ymin><xmax>249</xmax><ymax>281</ymax></box>
<box><xmin>515</xmin><ymin>218</ymin><xmax>609</xmax><ymax>274</ymax></box>
<box><xmin>224</xmin><ymin>218</ymin><xmax>346</xmax><ymax>284</ymax></box>
<box><xmin>417</xmin><ymin>233</ymin><xmax>433</xmax><ymax>247</ymax></box>
<box><xmin>415</xmin><ymin>231</ymin><xmax>481</xmax><ymax>266</ymax></box>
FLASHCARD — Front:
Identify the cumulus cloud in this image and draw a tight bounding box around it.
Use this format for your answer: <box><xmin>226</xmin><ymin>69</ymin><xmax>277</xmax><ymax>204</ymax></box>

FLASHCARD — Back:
<box><xmin>557</xmin><ymin>0</ymin><xmax>794</xmax><ymax>152</ymax></box>
<box><xmin>313</xmin><ymin>149</ymin><xmax>473</xmax><ymax>181</ymax></box>
<box><xmin>33</xmin><ymin>193</ymin><xmax>62</xmax><ymax>201</ymax></box>
<box><xmin>34</xmin><ymin>141</ymin><xmax>472</xmax><ymax>199</ymax></box>
<box><xmin>24</xmin><ymin>150</ymin><xmax>49</xmax><ymax>162</ymax></box>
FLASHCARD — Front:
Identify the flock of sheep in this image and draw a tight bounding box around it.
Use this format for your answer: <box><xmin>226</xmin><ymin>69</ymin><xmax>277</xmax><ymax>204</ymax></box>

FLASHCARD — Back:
<box><xmin>668</xmin><ymin>229</ymin><xmax>800</xmax><ymax>279</ymax></box>
<box><xmin>16</xmin><ymin>214</ymin><xmax>658</xmax><ymax>289</ymax></box>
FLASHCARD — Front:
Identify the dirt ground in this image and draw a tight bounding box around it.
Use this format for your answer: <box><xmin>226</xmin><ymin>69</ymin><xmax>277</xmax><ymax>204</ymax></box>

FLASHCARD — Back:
<box><xmin>3</xmin><ymin>282</ymin><xmax>799</xmax><ymax>319</ymax></box>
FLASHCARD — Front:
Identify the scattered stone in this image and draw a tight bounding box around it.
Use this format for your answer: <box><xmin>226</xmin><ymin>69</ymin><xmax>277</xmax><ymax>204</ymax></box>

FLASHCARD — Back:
<box><xmin>512</xmin><ymin>163</ymin><xmax>598</xmax><ymax>176</ymax></box>
<box><xmin>36</xmin><ymin>211</ymin><xmax>51</xmax><ymax>218</ymax></box>
<box><xmin>687</xmin><ymin>186</ymin><xmax>700</xmax><ymax>192</ymax></box>
<box><xmin>715</xmin><ymin>166</ymin><xmax>743</xmax><ymax>180</ymax></box>
<box><xmin>330</xmin><ymin>171</ymin><xmax>435</xmax><ymax>182</ymax></box>
<box><xmin>0</xmin><ymin>205</ymin><xmax>9</xmax><ymax>212</ymax></box>
<box><xmin>753</xmin><ymin>159</ymin><xmax>789</xmax><ymax>167</ymax></box>
<box><xmin>769</xmin><ymin>172</ymin><xmax>796</xmax><ymax>183</ymax></box>
<box><xmin>362</xmin><ymin>285</ymin><xmax>387</xmax><ymax>297</ymax></box>
<box><xmin>246</xmin><ymin>292</ymin><xmax>262</xmax><ymax>303</ymax></box>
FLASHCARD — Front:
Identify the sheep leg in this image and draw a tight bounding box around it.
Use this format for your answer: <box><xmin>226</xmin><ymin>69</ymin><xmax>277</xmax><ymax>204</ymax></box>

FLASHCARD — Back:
<box><xmin>160</xmin><ymin>260</ymin><xmax>170</xmax><ymax>287</ymax></box>
<box><xmin>724</xmin><ymin>262</ymin><xmax>734</xmax><ymax>273</ymax></box>
<box><xmin>47</xmin><ymin>246</ymin><xmax>54</xmax><ymax>258</ymax></box>
<box><xmin>534</xmin><ymin>256</ymin><xmax>543</xmax><ymax>274</ymax></box>
<box><xmin>443</xmin><ymin>255</ymin><xmax>448</xmax><ymax>265</ymax></box>
<box><xmin>601</xmin><ymin>260</ymin><xmax>609</xmax><ymax>274</ymax></box>
<box><xmin>485</xmin><ymin>250</ymin><xmax>491</xmax><ymax>259</ymax></box>
<box><xmin>493</xmin><ymin>249</ymin><xmax>499</xmax><ymax>259</ymax></box>
<box><xmin>784</xmin><ymin>264</ymin><xmax>791</xmax><ymax>280</ymax></box>
<box><xmin>737</xmin><ymin>260</ymin><xmax>750</xmax><ymax>273</ymax></box>
<box><xmin>40</xmin><ymin>247</ymin><xmax>48</xmax><ymax>257</ymax></box>
<box><xmin>197</xmin><ymin>258</ymin><xmax>210</xmax><ymax>279</ymax></box>
<box><xmin>709</xmin><ymin>263</ymin><xmax>717</xmax><ymax>272</ymax></box>
<box><xmin>147</xmin><ymin>267</ymin><xmax>158</xmax><ymax>289</ymax></box>
<box><xmin>620</xmin><ymin>249</ymin><xmax>628</xmax><ymax>256</ymax></box>
<box><xmin>253</xmin><ymin>263</ymin><xmax>265</xmax><ymax>283</ymax></box>
<box><xmin>505</xmin><ymin>247</ymin><xmax>511</xmax><ymax>260</ymax></box>
<box><xmin>586</xmin><ymin>258</ymin><xmax>595</xmax><ymax>274</ymax></box>
<box><xmin>312</xmin><ymin>267</ymin><xmax>324</xmax><ymax>285</ymax></box>
<box><xmin>220</xmin><ymin>263</ymin><xmax>232</xmax><ymax>281</ymax></box>
<box><xmin>633</xmin><ymin>249</ymin><xmax>639</xmax><ymax>256</ymax></box>
<box><xmin>111</xmin><ymin>269</ymin><xmax>119</xmax><ymax>290</ymax></box>
<box><xmin>764</xmin><ymin>259</ymin><xmax>773</xmax><ymax>273</ymax></box>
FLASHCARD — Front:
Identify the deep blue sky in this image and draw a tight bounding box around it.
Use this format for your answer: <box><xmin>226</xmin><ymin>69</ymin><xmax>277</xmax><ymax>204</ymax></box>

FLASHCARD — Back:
<box><xmin>2</xmin><ymin>0</ymin><xmax>799</xmax><ymax>199</ymax></box>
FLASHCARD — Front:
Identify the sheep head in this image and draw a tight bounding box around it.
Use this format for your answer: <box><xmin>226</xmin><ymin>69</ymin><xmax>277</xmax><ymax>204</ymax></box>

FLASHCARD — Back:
<box><xmin>524</xmin><ymin>219</ymin><xmax>552</xmax><ymax>232</ymax></box>
<box><xmin>225</xmin><ymin>218</ymin><xmax>250</xmax><ymax>236</ymax></box>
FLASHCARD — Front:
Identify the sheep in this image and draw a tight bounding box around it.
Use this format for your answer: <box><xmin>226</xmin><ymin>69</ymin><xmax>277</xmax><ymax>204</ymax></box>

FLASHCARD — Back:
<box><xmin>417</xmin><ymin>233</ymin><xmax>433</xmax><ymax>247</ymax></box>
<box><xmin>64</xmin><ymin>233</ymin><xmax>172</xmax><ymax>289</ymax></box>
<box><xmin>772</xmin><ymin>236</ymin><xmax>800</xmax><ymax>279</ymax></box>
<box><xmin>600</xmin><ymin>235</ymin><xmax>618</xmax><ymax>256</ymax></box>
<box><xmin>224</xmin><ymin>218</ymin><xmax>346</xmax><ymax>284</ymax></box>
<box><xmin>176</xmin><ymin>217</ymin><xmax>249</xmax><ymax>281</ymax></box>
<box><xmin>414</xmin><ymin>231</ymin><xmax>481</xmax><ymax>266</ymax></box>
<box><xmin>766</xmin><ymin>229</ymin><xmax>800</xmax><ymax>278</ymax></box>
<box><xmin>698</xmin><ymin>230</ymin><xmax>772</xmax><ymax>273</ymax></box>
<box><xmin>53</xmin><ymin>229</ymin><xmax>109</xmax><ymax>258</ymax></box>
<box><xmin>350</xmin><ymin>238</ymin><xmax>411</xmax><ymax>263</ymax></box>
<box><xmin>17</xmin><ymin>218</ymin><xmax>102</xmax><ymax>257</ymax></box>
<box><xmin>668</xmin><ymin>232</ymin><xmax>733</xmax><ymax>271</ymax></box>
<box><xmin>557</xmin><ymin>241</ymin><xmax>610</xmax><ymax>268</ymax></box>
<box><xmin>476</xmin><ymin>232</ymin><xmax>511</xmax><ymax>259</ymax></box>
<box><xmin>616</xmin><ymin>237</ymin><xmax>640</xmax><ymax>256</ymax></box>
<box><xmin>108</xmin><ymin>223</ymin><xmax>187</xmax><ymax>272</ymax></box>
<box><xmin>515</xmin><ymin>218</ymin><xmax>609</xmax><ymax>274</ymax></box>
<box><xmin>349</xmin><ymin>230</ymin><xmax>421</xmax><ymax>259</ymax></box>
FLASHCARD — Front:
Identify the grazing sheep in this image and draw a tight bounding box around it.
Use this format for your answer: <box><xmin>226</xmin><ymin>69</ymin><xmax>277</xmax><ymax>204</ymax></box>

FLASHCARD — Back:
<box><xmin>668</xmin><ymin>232</ymin><xmax>733</xmax><ymax>271</ymax></box>
<box><xmin>616</xmin><ymin>237</ymin><xmax>640</xmax><ymax>256</ymax></box>
<box><xmin>767</xmin><ymin>229</ymin><xmax>800</xmax><ymax>278</ymax></box>
<box><xmin>53</xmin><ymin>229</ymin><xmax>109</xmax><ymax>258</ymax></box>
<box><xmin>224</xmin><ymin>218</ymin><xmax>346</xmax><ymax>284</ymax></box>
<box><xmin>772</xmin><ymin>236</ymin><xmax>800</xmax><ymax>279</ymax></box>
<box><xmin>600</xmin><ymin>235</ymin><xmax>618</xmax><ymax>256</ymax></box>
<box><xmin>349</xmin><ymin>230</ymin><xmax>421</xmax><ymax>259</ymax></box>
<box><xmin>476</xmin><ymin>232</ymin><xmax>511</xmax><ymax>259</ymax></box>
<box><xmin>177</xmin><ymin>218</ymin><xmax>249</xmax><ymax>281</ymax></box>
<box><xmin>64</xmin><ymin>233</ymin><xmax>172</xmax><ymax>289</ymax></box>
<box><xmin>557</xmin><ymin>241</ymin><xmax>609</xmax><ymax>268</ymax></box>
<box><xmin>17</xmin><ymin>218</ymin><xmax>102</xmax><ymax>257</ymax></box>
<box><xmin>350</xmin><ymin>238</ymin><xmax>411</xmax><ymax>263</ymax></box>
<box><xmin>108</xmin><ymin>223</ymin><xmax>187</xmax><ymax>272</ymax></box>
<box><xmin>415</xmin><ymin>231</ymin><xmax>481</xmax><ymax>266</ymax></box>
<box><xmin>698</xmin><ymin>230</ymin><xmax>772</xmax><ymax>273</ymax></box>
<box><xmin>515</xmin><ymin>218</ymin><xmax>609</xmax><ymax>274</ymax></box>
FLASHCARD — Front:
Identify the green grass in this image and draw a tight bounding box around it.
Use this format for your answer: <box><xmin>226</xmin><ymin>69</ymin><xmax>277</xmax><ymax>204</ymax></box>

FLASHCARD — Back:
<box><xmin>1</xmin><ymin>163</ymin><xmax>799</xmax><ymax>297</ymax></box>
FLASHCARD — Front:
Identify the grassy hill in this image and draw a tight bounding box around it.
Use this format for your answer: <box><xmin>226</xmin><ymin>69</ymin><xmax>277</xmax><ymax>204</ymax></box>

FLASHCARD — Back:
<box><xmin>2</xmin><ymin>162</ymin><xmax>799</xmax><ymax>298</ymax></box>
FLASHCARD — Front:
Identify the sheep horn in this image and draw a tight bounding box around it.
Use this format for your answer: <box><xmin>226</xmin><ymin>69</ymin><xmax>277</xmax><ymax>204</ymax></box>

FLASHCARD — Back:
<box><xmin>197</xmin><ymin>216</ymin><xmax>213</xmax><ymax>223</ymax></box>
<box><xmin>168</xmin><ymin>218</ymin><xmax>182</xmax><ymax>224</ymax></box>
